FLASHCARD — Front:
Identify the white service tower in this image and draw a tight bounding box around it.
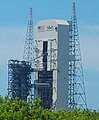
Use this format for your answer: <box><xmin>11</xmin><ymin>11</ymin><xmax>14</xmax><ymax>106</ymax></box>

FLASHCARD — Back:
<box><xmin>34</xmin><ymin>19</ymin><xmax>70</xmax><ymax>110</ymax></box>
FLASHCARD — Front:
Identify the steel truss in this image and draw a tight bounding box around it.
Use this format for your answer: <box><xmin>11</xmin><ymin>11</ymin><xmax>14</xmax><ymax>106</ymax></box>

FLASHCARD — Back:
<box><xmin>68</xmin><ymin>1</ymin><xmax>87</xmax><ymax>109</ymax></box>
<box><xmin>8</xmin><ymin>8</ymin><xmax>34</xmax><ymax>100</ymax></box>
<box><xmin>34</xmin><ymin>39</ymin><xmax>57</xmax><ymax>71</ymax></box>
<box><xmin>8</xmin><ymin>60</ymin><xmax>32</xmax><ymax>100</ymax></box>
<box><xmin>23</xmin><ymin>7</ymin><xmax>34</xmax><ymax>100</ymax></box>
<box><xmin>34</xmin><ymin>39</ymin><xmax>57</xmax><ymax>109</ymax></box>
<box><xmin>23</xmin><ymin>8</ymin><xmax>34</xmax><ymax>63</ymax></box>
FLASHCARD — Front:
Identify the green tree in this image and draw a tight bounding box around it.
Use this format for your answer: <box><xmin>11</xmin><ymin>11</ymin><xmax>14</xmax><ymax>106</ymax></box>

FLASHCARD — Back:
<box><xmin>0</xmin><ymin>96</ymin><xmax>99</xmax><ymax>120</ymax></box>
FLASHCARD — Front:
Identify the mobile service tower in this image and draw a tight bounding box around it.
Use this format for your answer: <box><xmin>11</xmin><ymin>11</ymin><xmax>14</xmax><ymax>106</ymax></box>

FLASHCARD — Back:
<box><xmin>34</xmin><ymin>20</ymin><xmax>70</xmax><ymax>110</ymax></box>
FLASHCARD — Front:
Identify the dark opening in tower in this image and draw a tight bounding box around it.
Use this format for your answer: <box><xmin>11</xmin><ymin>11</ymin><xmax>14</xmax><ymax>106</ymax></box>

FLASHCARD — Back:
<box><xmin>34</xmin><ymin>41</ymin><xmax>53</xmax><ymax>109</ymax></box>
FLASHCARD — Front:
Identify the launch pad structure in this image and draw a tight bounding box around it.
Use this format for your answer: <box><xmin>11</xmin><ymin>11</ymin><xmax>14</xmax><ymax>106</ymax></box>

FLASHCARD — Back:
<box><xmin>8</xmin><ymin>8</ymin><xmax>34</xmax><ymax>101</ymax></box>
<box><xmin>8</xmin><ymin>1</ymin><xmax>87</xmax><ymax>110</ymax></box>
<box><xmin>34</xmin><ymin>19</ymin><xmax>70</xmax><ymax>110</ymax></box>
<box><xmin>8</xmin><ymin>60</ymin><xmax>32</xmax><ymax>100</ymax></box>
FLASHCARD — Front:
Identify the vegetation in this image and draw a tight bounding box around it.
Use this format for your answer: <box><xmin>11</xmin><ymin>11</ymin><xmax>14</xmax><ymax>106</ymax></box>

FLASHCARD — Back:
<box><xmin>0</xmin><ymin>96</ymin><xmax>99</xmax><ymax>120</ymax></box>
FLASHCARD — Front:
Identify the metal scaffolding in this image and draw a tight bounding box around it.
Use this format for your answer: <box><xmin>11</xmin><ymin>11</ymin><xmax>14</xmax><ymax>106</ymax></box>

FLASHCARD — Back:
<box><xmin>34</xmin><ymin>39</ymin><xmax>57</xmax><ymax>109</ymax></box>
<box><xmin>34</xmin><ymin>71</ymin><xmax>53</xmax><ymax>109</ymax></box>
<box><xmin>8</xmin><ymin>8</ymin><xmax>34</xmax><ymax>101</ymax></box>
<box><xmin>34</xmin><ymin>39</ymin><xmax>57</xmax><ymax>71</ymax></box>
<box><xmin>7</xmin><ymin>1</ymin><xmax>87</xmax><ymax>110</ymax></box>
<box><xmin>8</xmin><ymin>60</ymin><xmax>32</xmax><ymax>100</ymax></box>
<box><xmin>68</xmin><ymin>1</ymin><xmax>87</xmax><ymax>109</ymax></box>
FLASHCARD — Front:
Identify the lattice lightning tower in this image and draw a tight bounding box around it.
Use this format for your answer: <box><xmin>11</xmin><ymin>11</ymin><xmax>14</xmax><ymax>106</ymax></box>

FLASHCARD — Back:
<box><xmin>23</xmin><ymin>8</ymin><xmax>34</xmax><ymax>64</ymax></box>
<box><xmin>68</xmin><ymin>0</ymin><xmax>87</xmax><ymax>109</ymax></box>
<box><xmin>22</xmin><ymin>8</ymin><xmax>34</xmax><ymax>99</ymax></box>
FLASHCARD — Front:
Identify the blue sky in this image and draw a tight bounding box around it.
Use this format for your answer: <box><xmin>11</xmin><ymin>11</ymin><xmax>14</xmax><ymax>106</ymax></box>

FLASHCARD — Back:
<box><xmin>0</xmin><ymin>0</ymin><xmax>99</xmax><ymax>110</ymax></box>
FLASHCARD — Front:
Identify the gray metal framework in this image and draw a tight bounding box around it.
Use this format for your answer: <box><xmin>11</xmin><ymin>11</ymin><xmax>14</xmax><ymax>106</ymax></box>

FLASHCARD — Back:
<box><xmin>23</xmin><ymin>8</ymin><xmax>34</xmax><ymax>63</ymax></box>
<box><xmin>22</xmin><ymin>7</ymin><xmax>34</xmax><ymax>99</ymax></box>
<box><xmin>68</xmin><ymin>1</ymin><xmax>87</xmax><ymax>109</ymax></box>
<box><xmin>34</xmin><ymin>38</ymin><xmax>57</xmax><ymax>109</ymax></box>
<box><xmin>34</xmin><ymin>70</ymin><xmax>53</xmax><ymax>109</ymax></box>
<box><xmin>8</xmin><ymin>8</ymin><xmax>34</xmax><ymax>101</ymax></box>
<box><xmin>8</xmin><ymin>60</ymin><xmax>32</xmax><ymax>100</ymax></box>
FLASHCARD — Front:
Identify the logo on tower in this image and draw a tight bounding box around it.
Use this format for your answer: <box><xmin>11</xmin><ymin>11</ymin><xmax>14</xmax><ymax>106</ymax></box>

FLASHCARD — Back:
<box><xmin>46</xmin><ymin>26</ymin><xmax>54</xmax><ymax>31</ymax></box>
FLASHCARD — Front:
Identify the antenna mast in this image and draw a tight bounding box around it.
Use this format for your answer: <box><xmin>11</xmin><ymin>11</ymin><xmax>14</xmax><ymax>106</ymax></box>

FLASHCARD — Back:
<box><xmin>23</xmin><ymin>8</ymin><xmax>34</xmax><ymax>64</ymax></box>
<box><xmin>68</xmin><ymin>0</ymin><xmax>87</xmax><ymax>109</ymax></box>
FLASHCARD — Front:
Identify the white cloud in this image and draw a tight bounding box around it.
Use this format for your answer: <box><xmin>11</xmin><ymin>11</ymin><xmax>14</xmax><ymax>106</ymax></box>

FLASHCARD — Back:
<box><xmin>0</xmin><ymin>24</ymin><xmax>99</xmax><ymax>72</ymax></box>
<box><xmin>79</xmin><ymin>24</ymin><xmax>99</xmax><ymax>72</ymax></box>
<box><xmin>81</xmin><ymin>24</ymin><xmax>99</xmax><ymax>32</ymax></box>
<box><xmin>78</xmin><ymin>24</ymin><xmax>99</xmax><ymax>110</ymax></box>
<box><xmin>0</xmin><ymin>26</ymin><xmax>26</xmax><ymax>65</ymax></box>
<box><xmin>0</xmin><ymin>26</ymin><xmax>27</xmax><ymax>96</ymax></box>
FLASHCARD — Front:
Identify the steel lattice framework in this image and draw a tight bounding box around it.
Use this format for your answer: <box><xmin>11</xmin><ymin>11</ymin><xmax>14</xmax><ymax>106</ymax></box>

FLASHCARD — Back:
<box><xmin>8</xmin><ymin>60</ymin><xmax>32</xmax><ymax>100</ymax></box>
<box><xmin>68</xmin><ymin>1</ymin><xmax>87</xmax><ymax>109</ymax></box>
<box><xmin>8</xmin><ymin>8</ymin><xmax>34</xmax><ymax>101</ymax></box>
<box><xmin>23</xmin><ymin>8</ymin><xmax>34</xmax><ymax>63</ymax></box>
<box><xmin>23</xmin><ymin>8</ymin><xmax>34</xmax><ymax>99</ymax></box>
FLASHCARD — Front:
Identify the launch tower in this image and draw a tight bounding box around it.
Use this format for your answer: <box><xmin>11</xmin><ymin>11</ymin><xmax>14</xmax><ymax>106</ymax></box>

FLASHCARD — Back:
<box><xmin>34</xmin><ymin>20</ymin><xmax>70</xmax><ymax>109</ymax></box>
<box><xmin>8</xmin><ymin>1</ymin><xmax>87</xmax><ymax>110</ymax></box>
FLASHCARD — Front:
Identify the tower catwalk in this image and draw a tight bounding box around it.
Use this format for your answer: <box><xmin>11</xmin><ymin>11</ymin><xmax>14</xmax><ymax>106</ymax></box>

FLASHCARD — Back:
<box><xmin>68</xmin><ymin>1</ymin><xmax>87</xmax><ymax>109</ymax></box>
<box><xmin>23</xmin><ymin>8</ymin><xmax>34</xmax><ymax>64</ymax></box>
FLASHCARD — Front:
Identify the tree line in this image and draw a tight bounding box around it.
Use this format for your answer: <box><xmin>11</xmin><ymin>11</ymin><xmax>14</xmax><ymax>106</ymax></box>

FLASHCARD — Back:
<box><xmin>0</xmin><ymin>96</ymin><xmax>98</xmax><ymax>120</ymax></box>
